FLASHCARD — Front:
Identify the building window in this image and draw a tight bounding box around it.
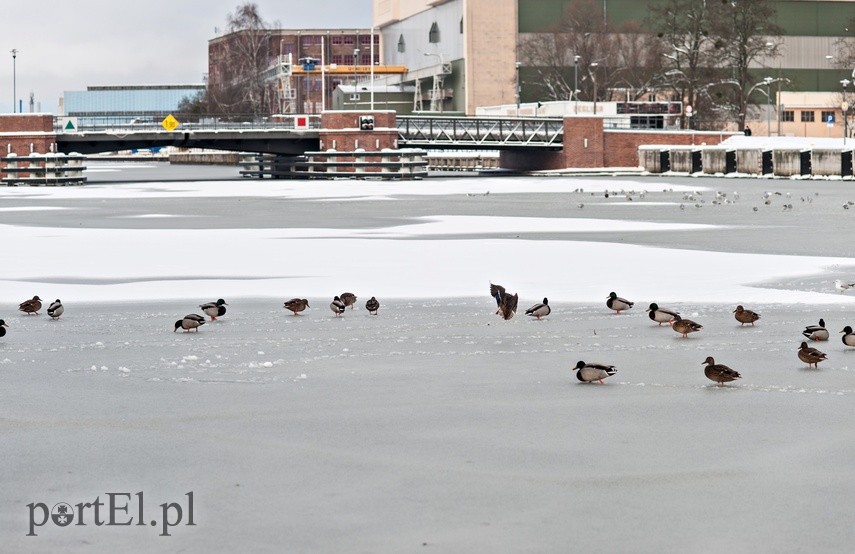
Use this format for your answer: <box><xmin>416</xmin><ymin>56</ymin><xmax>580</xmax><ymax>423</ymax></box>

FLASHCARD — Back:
<box><xmin>282</xmin><ymin>44</ymin><xmax>294</xmax><ymax>55</ymax></box>
<box><xmin>360</xmin><ymin>35</ymin><xmax>371</xmax><ymax>45</ymax></box>
<box><xmin>361</xmin><ymin>54</ymin><xmax>372</xmax><ymax>65</ymax></box>
<box><xmin>331</xmin><ymin>54</ymin><xmax>343</xmax><ymax>65</ymax></box>
<box><xmin>821</xmin><ymin>110</ymin><xmax>835</xmax><ymax>123</ymax></box>
<box><xmin>429</xmin><ymin>22</ymin><xmax>440</xmax><ymax>43</ymax></box>
<box><xmin>331</xmin><ymin>36</ymin><xmax>342</xmax><ymax>45</ymax></box>
<box><xmin>800</xmin><ymin>111</ymin><xmax>815</xmax><ymax>122</ymax></box>
<box><xmin>374</xmin><ymin>35</ymin><xmax>380</xmax><ymax>44</ymax></box>
<box><xmin>397</xmin><ymin>34</ymin><xmax>405</xmax><ymax>53</ymax></box>
<box><xmin>781</xmin><ymin>110</ymin><xmax>794</xmax><ymax>122</ymax></box>
<box><xmin>301</xmin><ymin>35</ymin><xmax>318</xmax><ymax>46</ymax></box>
<box><xmin>343</xmin><ymin>35</ymin><xmax>355</xmax><ymax>45</ymax></box>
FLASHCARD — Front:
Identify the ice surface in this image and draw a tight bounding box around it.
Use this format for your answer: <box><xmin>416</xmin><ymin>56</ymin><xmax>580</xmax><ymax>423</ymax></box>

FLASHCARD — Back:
<box><xmin>2</xmin><ymin>164</ymin><xmax>855</xmax><ymax>553</ymax></box>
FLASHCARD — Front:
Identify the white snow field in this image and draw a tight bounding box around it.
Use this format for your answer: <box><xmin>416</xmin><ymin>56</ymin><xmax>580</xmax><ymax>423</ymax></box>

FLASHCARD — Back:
<box><xmin>2</xmin><ymin>164</ymin><xmax>855</xmax><ymax>553</ymax></box>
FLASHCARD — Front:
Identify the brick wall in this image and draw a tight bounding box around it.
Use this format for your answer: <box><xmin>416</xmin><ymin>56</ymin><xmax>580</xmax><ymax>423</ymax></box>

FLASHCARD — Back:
<box><xmin>0</xmin><ymin>115</ymin><xmax>58</xmax><ymax>177</ymax></box>
<box><xmin>604</xmin><ymin>129</ymin><xmax>730</xmax><ymax>168</ymax></box>
<box><xmin>501</xmin><ymin>117</ymin><xmax>734</xmax><ymax>171</ymax></box>
<box><xmin>319</xmin><ymin>111</ymin><xmax>398</xmax><ymax>153</ymax></box>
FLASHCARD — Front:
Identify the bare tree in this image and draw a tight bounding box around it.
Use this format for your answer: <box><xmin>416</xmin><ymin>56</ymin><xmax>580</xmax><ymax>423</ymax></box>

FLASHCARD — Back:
<box><xmin>519</xmin><ymin>0</ymin><xmax>664</xmax><ymax>107</ymax></box>
<box><xmin>209</xmin><ymin>3</ymin><xmax>276</xmax><ymax>117</ymax></box>
<box><xmin>649</xmin><ymin>0</ymin><xmax>717</xmax><ymax>128</ymax></box>
<box><xmin>708</xmin><ymin>0</ymin><xmax>783</xmax><ymax>131</ymax></box>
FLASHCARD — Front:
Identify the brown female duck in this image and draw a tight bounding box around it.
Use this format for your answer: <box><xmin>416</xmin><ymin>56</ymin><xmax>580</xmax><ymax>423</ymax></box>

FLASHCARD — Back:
<box><xmin>702</xmin><ymin>356</ymin><xmax>742</xmax><ymax>385</ymax></box>
<box><xmin>798</xmin><ymin>341</ymin><xmax>827</xmax><ymax>368</ymax></box>
<box><xmin>669</xmin><ymin>315</ymin><xmax>703</xmax><ymax>338</ymax></box>
<box><xmin>733</xmin><ymin>305</ymin><xmax>760</xmax><ymax>326</ymax></box>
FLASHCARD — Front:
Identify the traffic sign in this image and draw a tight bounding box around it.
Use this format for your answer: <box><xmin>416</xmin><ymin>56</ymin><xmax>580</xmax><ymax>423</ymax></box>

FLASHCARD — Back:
<box><xmin>161</xmin><ymin>114</ymin><xmax>180</xmax><ymax>131</ymax></box>
<box><xmin>60</xmin><ymin>117</ymin><xmax>78</xmax><ymax>133</ymax></box>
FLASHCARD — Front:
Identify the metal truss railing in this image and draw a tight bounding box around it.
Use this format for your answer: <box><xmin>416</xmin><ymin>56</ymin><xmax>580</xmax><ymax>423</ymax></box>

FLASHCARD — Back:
<box><xmin>397</xmin><ymin>116</ymin><xmax>564</xmax><ymax>148</ymax></box>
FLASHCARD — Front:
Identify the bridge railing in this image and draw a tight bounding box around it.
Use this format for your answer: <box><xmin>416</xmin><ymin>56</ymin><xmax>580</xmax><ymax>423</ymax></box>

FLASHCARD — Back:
<box><xmin>54</xmin><ymin>114</ymin><xmax>323</xmax><ymax>133</ymax></box>
<box><xmin>397</xmin><ymin>116</ymin><xmax>564</xmax><ymax>148</ymax></box>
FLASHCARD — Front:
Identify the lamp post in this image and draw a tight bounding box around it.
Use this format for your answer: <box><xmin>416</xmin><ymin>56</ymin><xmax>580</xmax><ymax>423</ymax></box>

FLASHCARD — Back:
<box><xmin>842</xmin><ymin>78</ymin><xmax>851</xmax><ymax>145</ymax></box>
<box><xmin>589</xmin><ymin>62</ymin><xmax>599</xmax><ymax>115</ymax></box>
<box><xmin>353</xmin><ymin>47</ymin><xmax>360</xmax><ymax>106</ymax></box>
<box><xmin>11</xmin><ymin>48</ymin><xmax>18</xmax><ymax>113</ymax></box>
<box><xmin>573</xmin><ymin>55</ymin><xmax>581</xmax><ymax>114</ymax></box>
<box><xmin>762</xmin><ymin>76</ymin><xmax>774</xmax><ymax>137</ymax></box>
<box><xmin>515</xmin><ymin>61</ymin><xmax>521</xmax><ymax>116</ymax></box>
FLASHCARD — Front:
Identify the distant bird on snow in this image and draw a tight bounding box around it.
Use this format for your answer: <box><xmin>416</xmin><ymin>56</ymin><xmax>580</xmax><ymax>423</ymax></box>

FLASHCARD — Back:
<box><xmin>490</xmin><ymin>282</ymin><xmax>518</xmax><ymax>321</ymax></box>
<box><xmin>174</xmin><ymin>314</ymin><xmax>205</xmax><ymax>333</ymax></box>
<box><xmin>606</xmin><ymin>292</ymin><xmax>633</xmax><ymax>314</ymax></box>
<box><xmin>18</xmin><ymin>296</ymin><xmax>42</xmax><ymax>315</ymax></box>
<box><xmin>340</xmin><ymin>292</ymin><xmax>357</xmax><ymax>310</ymax></box>
<box><xmin>47</xmin><ymin>299</ymin><xmax>64</xmax><ymax>320</ymax></box>
<box><xmin>199</xmin><ymin>298</ymin><xmax>227</xmax><ymax>321</ymax></box>
<box><xmin>330</xmin><ymin>296</ymin><xmax>346</xmax><ymax>317</ymax></box>
<box><xmin>834</xmin><ymin>280</ymin><xmax>855</xmax><ymax>294</ymax></box>
<box><xmin>365</xmin><ymin>296</ymin><xmax>380</xmax><ymax>315</ymax></box>
<box><xmin>702</xmin><ymin>356</ymin><xmax>741</xmax><ymax>385</ymax></box>
<box><xmin>0</xmin><ymin>320</ymin><xmax>8</xmax><ymax>338</ymax></box>
<box><xmin>574</xmin><ymin>361</ymin><xmax>617</xmax><ymax>384</ymax></box>
<box><xmin>841</xmin><ymin>326</ymin><xmax>855</xmax><ymax>348</ymax></box>
<box><xmin>802</xmin><ymin>319</ymin><xmax>829</xmax><ymax>342</ymax></box>
<box><xmin>283</xmin><ymin>298</ymin><xmax>310</xmax><ymax>315</ymax></box>
<box><xmin>525</xmin><ymin>298</ymin><xmax>551</xmax><ymax>320</ymax></box>
<box><xmin>733</xmin><ymin>305</ymin><xmax>760</xmax><ymax>326</ymax></box>
<box><xmin>798</xmin><ymin>342</ymin><xmax>827</xmax><ymax>368</ymax></box>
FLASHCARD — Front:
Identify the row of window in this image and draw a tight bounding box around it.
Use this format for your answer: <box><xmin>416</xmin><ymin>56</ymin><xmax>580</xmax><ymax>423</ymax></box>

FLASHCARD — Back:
<box><xmin>781</xmin><ymin>110</ymin><xmax>837</xmax><ymax>123</ymax></box>
<box><xmin>300</xmin><ymin>35</ymin><xmax>380</xmax><ymax>46</ymax></box>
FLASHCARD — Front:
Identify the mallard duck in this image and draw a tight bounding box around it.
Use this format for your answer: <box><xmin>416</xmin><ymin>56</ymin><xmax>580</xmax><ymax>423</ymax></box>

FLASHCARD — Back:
<box><xmin>489</xmin><ymin>282</ymin><xmax>518</xmax><ymax>320</ymax></box>
<box><xmin>47</xmin><ymin>299</ymin><xmax>64</xmax><ymax>320</ymax></box>
<box><xmin>733</xmin><ymin>305</ymin><xmax>760</xmax><ymax>326</ymax></box>
<box><xmin>0</xmin><ymin>319</ymin><xmax>8</xmax><ymax>338</ymax></box>
<box><xmin>802</xmin><ymin>319</ymin><xmax>829</xmax><ymax>341</ymax></box>
<box><xmin>834</xmin><ymin>279</ymin><xmax>855</xmax><ymax>294</ymax></box>
<box><xmin>841</xmin><ymin>326</ymin><xmax>855</xmax><ymax>348</ymax></box>
<box><xmin>199</xmin><ymin>299</ymin><xmax>227</xmax><ymax>321</ymax></box>
<box><xmin>174</xmin><ymin>314</ymin><xmax>206</xmax><ymax>333</ymax></box>
<box><xmin>18</xmin><ymin>296</ymin><xmax>42</xmax><ymax>315</ymax></box>
<box><xmin>525</xmin><ymin>298</ymin><xmax>551</xmax><ymax>320</ymax></box>
<box><xmin>330</xmin><ymin>296</ymin><xmax>346</xmax><ymax>317</ymax></box>
<box><xmin>574</xmin><ymin>361</ymin><xmax>617</xmax><ymax>384</ymax></box>
<box><xmin>365</xmin><ymin>296</ymin><xmax>380</xmax><ymax>315</ymax></box>
<box><xmin>606</xmin><ymin>292</ymin><xmax>633</xmax><ymax>314</ymax></box>
<box><xmin>798</xmin><ymin>341</ymin><xmax>827</xmax><ymax>368</ymax></box>
<box><xmin>340</xmin><ymin>292</ymin><xmax>357</xmax><ymax>309</ymax></box>
<box><xmin>702</xmin><ymin>356</ymin><xmax>742</xmax><ymax>385</ymax></box>
<box><xmin>283</xmin><ymin>298</ymin><xmax>309</xmax><ymax>315</ymax></box>
<box><xmin>646</xmin><ymin>303</ymin><xmax>679</xmax><ymax>325</ymax></box>
<box><xmin>670</xmin><ymin>315</ymin><xmax>703</xmax><ymax>338</ymax></box>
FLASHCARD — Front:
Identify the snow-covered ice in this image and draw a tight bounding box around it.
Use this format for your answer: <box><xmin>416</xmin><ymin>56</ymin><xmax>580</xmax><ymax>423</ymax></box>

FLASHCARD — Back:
<box><xmin>2</xmin><ymin>164</ymin><xmax>855</xmax><ymax>553</ymax></box>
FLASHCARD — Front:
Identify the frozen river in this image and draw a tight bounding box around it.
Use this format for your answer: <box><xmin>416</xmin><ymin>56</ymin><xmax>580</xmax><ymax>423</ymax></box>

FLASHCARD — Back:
<box><xmin>2</xmin><ymin>163</ymin><xmax>855</xmax><ymax>552</ymax></box>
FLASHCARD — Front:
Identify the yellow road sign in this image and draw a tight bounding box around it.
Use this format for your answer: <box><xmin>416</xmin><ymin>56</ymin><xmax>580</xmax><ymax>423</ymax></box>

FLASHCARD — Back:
<box><xmin>161</xmin><ymin>114</ymin><xmax>180</xmax><ymax>131</ymax></box>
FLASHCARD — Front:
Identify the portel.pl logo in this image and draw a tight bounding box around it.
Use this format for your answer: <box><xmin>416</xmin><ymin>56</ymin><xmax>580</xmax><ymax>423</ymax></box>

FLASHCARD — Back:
<box><xmin>27</xmin><ymin>491</ymin><xmax>195</xmax><ymax>537</ymax></box>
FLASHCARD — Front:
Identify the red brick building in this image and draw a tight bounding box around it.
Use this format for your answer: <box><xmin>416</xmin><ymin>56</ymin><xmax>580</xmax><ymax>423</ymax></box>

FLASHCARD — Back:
<box><xmin>207</xmin><ymin>29</ymin><xmax>381</xmax><ymax>115</ymax></box>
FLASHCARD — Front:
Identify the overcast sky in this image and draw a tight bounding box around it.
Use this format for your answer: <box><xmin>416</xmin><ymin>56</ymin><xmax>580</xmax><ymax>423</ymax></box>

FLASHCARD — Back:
<box><xmin>0</xmin><ymin>1</ymin><xmax>372</xmax><ymax>113</ymax></box>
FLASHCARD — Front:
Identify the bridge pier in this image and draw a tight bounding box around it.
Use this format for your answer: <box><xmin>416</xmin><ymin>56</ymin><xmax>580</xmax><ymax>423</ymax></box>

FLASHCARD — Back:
<box><xmin>319</xmin><ymin>110</ymin><xmax>398</xmax><ymax>169</ymax></box>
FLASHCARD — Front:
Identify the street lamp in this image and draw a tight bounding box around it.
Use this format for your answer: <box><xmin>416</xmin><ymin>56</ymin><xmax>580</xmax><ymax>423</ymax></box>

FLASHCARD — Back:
<box><xmin>762</xmin><ymin>76</ymin><xmax>774</xmax><ymax>137</ymax></box>
<box><xmin>11</xmin><ymin>49</ymin><xmax>18</xmax><ymax>113</ymax></box>
<box><xmin>515</xmin><ymin>61</ymin><xmax>521</xmax><ymax>116</ymax></box>
<box><xmin>353</xmin><ymin>47</ymin><xmax>360</xmax><ymax>105</ymax></box>
<box><xmin>589</xmin><ymin>62</ymin><xmax>599</xmax><ymax>115</ymax></box>
<box><xmin>573</xmin><ymin>55</ymin><xmax>581</xmax><ymax>114</ymax></box>
<box><xmin>842</xmin><ymin>78</ymin><xmax>851</xmax><ymax>145</ymax></box>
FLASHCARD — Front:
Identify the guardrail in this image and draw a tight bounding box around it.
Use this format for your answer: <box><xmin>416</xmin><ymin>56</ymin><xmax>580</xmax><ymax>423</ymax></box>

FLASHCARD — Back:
<box><xmin>54</xmin><ymin>114</ymin><xmax>323</xmax><ymax>133</ymax></box>
<box><xmin>397</xmin><ymin>116</ymin><xmax>564</xmax><ymax>148</ymax></box>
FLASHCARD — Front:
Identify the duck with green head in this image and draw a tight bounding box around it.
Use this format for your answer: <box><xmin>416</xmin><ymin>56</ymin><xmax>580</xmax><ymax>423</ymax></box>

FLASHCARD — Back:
<box><xmin>606</xmin><ymin>292</ymin><xmax>633</xmax><ymax>314</ymax></box>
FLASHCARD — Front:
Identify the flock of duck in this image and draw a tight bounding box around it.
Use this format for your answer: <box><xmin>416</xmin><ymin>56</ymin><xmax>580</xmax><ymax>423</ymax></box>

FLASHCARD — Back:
<box><xmin>4</xmin><ymin>284</ymin><xmax>855</xmax><ymax>386</ymax></box>
<box><xmin>490</xmin><ymin>283</ymin><xmax>855</xmax><ymax>385</ymax></box>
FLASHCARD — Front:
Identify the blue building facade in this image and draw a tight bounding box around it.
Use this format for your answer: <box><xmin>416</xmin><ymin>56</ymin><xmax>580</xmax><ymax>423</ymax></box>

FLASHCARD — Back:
<box><xmin>62</xmin><ymin>85</ymin><xmax>205</xmax><ymax>125</ymax></box>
